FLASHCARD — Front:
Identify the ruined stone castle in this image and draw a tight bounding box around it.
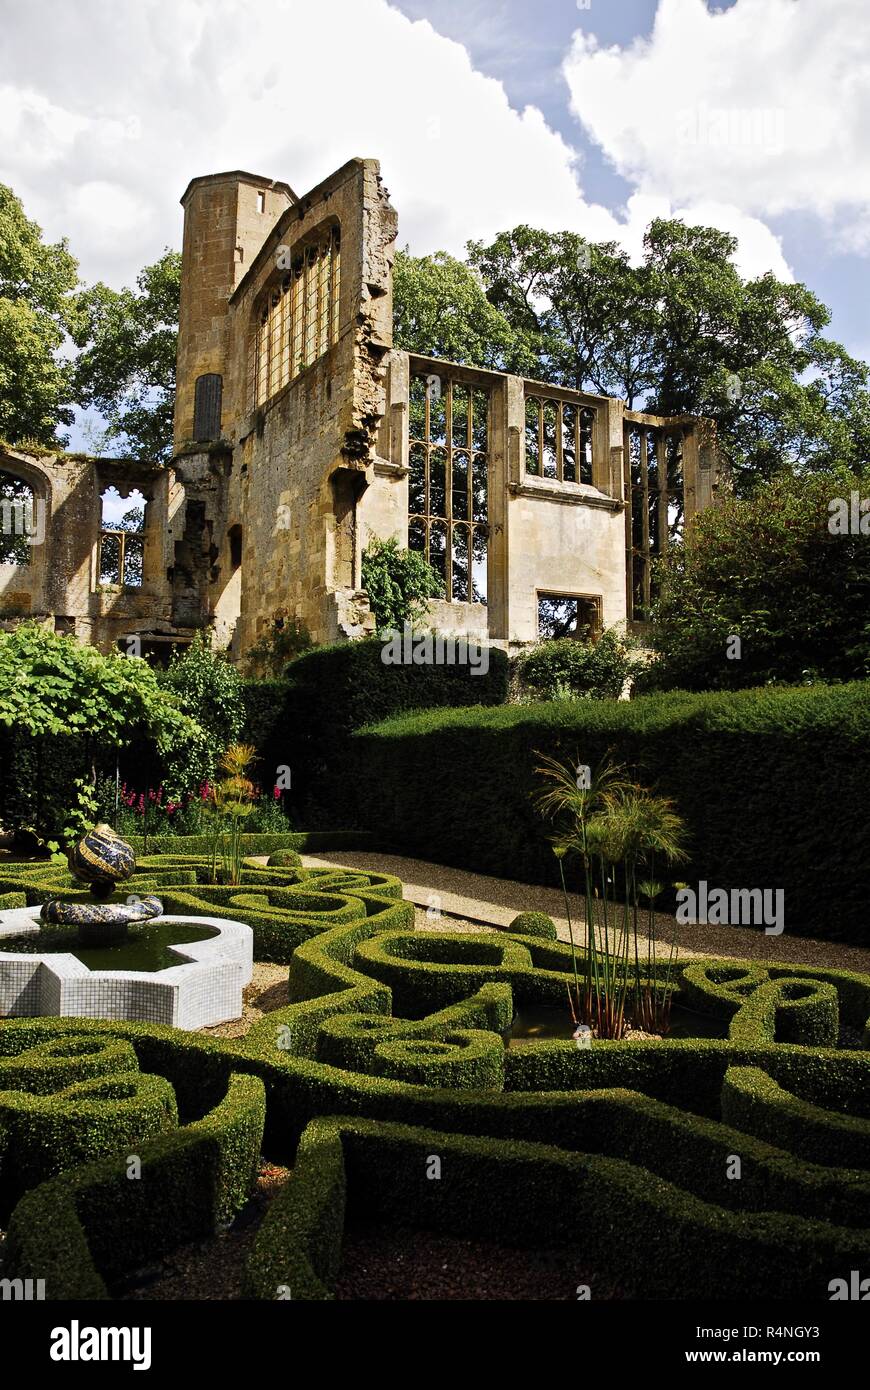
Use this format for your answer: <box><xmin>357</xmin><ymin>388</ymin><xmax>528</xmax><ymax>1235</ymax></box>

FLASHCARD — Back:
<box><xmin>0</xmin><ymin>158</ymin><xmax>719</xmax><ymax>659</ymax></box>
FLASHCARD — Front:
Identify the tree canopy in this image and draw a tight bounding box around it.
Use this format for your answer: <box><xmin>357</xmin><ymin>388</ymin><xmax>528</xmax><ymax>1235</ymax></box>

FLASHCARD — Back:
<box><xmin>73</xmin><ymin>250</ymin><xmax>180</xmax><ymax>461</ymax></box>
<box><xmin>0</xmin><ymin>184</ymin><xmax>80</xmax><ymax>447</ymax></box>
<box><xmin>0</xmin><ymin>176</ymin><xmax>866</xmax><ymax>498</ymax></box>
<box><xmin>638</xmin><ymin>465</ymin><xmax>870</xmax><ymax>692</ymax></box>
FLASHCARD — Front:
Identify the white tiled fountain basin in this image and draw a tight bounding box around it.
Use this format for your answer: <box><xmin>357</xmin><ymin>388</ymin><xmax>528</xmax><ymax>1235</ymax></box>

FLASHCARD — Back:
<box><xmin>0</xmin><ymin>907</ymin><xmax>253</xmax><ymax>1029</ymax></box>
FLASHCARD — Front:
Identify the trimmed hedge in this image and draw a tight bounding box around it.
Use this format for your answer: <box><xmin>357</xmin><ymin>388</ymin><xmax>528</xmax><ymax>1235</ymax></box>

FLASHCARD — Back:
<box><xmin>243</xmin><ymin>1114</ymin><xmax>870</xmax><ymax>1301</ymax></box>
<box><xmin>242</xmin><ymin>637</ymin><xmax>509</xmax><ymax>824</ymax></box>
<box><xmin>325</xmin><ymin>680</ymin><xmax>870</xmax><ymax>942</ymax></box>
<box><xmin>0</xmin><ymin>852</ymin><xmax>410</xmax><ymax>965</ymax></box>
<box><xmin>1</xmin><ymin>1067</ymin><xmax>266</xmax><ymax>1298</ymax></box>
<box><xmin>1</xmin><ymin>878</ymin><xmax>869</xmax><ymax>1300</ymax></box>
<box><xmin>721</xmin><ymin>1066</ymin><xmax>870</xmax><ymax>1167</ymax></box>
<box><xmin>0</xmin><ymin>1069</ymin><xmax>177</xmax><ymax>1209</ymax></box>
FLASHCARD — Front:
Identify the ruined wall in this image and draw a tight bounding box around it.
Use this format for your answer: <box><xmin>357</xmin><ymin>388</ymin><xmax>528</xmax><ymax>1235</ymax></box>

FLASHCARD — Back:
<box><xmin>0</xmin><ymin>445</ymin><xmax>189</xmax><ymax>653</ymax></box>
<box><xmin>1</xmin><ymin>154</ymin><xmax>721</xmax><ymax>662</ymax></box>
<box><xmin>210</xmin><ymin>158</ymin><xmax>397</xmax><ymax>651</ymax></box>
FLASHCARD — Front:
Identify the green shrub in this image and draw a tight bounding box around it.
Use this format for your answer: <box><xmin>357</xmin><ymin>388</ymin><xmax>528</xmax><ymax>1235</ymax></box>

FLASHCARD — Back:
<box><xmin>243</xmin><ymin>1113</ymin><xmax>870</xmax><ymax>1300</ymax></box>
<box><xmin>640</xmin><ymin>466</ymin><xmax>870</xmax><ymax>692</ymax></box>
<box><xmin>1</xmin><ymin>884</ymin><xmax>868</xmax><ymax>1303</ymax></box>
<box><xmin>514</xmin><ymin>630</ymin><xmax>633</xmax><ymax>700</ymax></box>
<box><xmin>2</xmin><ymin>1070</ymin><xmax>265</xmax><ymax>1297</ymax></box>
<box><xmin>361</xmin><ymin>536</ymin><xmax>443</xmax><ymax>634</ymax></box>
<box><xmin>721</xmin><ymin>1066</ymin><xmax>870</xmax><ymax>1167</ymax></box>
<box><xmin>267</xmin><ymin>849</ymin><xmax>303</xmax><ymax>867</ymax></box>
<box><xmin>508</xmin><ymin>911</ymin><xmax>557</xmax><ymax>940</ymax></box>
<box><xmin>160</xmin><ymin>632</ymin><xmax>245</xmax><ymax>774</ymax></box>
<box><xmin>241</xmin><ymin>639</ymin><xmax>508</xmax><ymax>824</ymax></box>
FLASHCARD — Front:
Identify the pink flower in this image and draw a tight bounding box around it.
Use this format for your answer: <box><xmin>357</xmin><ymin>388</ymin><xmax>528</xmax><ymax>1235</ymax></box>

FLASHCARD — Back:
<box><xmin>273</xmin><ymin>785</ymin><xmax>281</xmax><ymax>799</ymax></box>
<box><xmin>138</xmin><ymin>794</ymin><xmax>145</xmax><ymax>812</ymax></box>
<box><xmin>166</xmin><ymin>803</ymin><xmax>176</xmax><ymax>815</ymax></box>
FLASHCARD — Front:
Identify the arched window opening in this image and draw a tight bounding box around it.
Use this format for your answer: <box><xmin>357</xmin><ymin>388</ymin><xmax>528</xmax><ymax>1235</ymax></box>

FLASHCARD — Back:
<box><xmin>99</xmin><ymin>487</ymin><xmax>145</xmax><ymax>588</ymax></box>
<box><xmin>193</xmin><ymin>373</ymin><xmax>223</xmax><ymax>442</ymax></box>
<box><xmin>0</xmin><ymin>470</ymin><xmax>39</xmax><ymax>566</ymax></box>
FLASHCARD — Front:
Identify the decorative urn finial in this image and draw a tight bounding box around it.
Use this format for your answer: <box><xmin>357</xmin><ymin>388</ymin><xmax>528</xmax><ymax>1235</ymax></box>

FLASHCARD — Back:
<box><xmin>67</xmin><ymin>823</ymin><xmax>136</xmax><ymax>900</ymax></box>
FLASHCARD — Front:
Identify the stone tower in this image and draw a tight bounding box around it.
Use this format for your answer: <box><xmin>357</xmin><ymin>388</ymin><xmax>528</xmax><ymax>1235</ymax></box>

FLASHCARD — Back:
<box><xmin>174</xmin><ymin>172</ymin><xmax>296</xmax><ymax>449</ymax></box>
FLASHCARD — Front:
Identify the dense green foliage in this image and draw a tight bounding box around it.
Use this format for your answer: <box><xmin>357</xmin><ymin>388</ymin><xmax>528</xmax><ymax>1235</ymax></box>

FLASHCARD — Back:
<box><xmin>514</xmin><ymin>630</ymin><xmax>634</xmax><ymax>700</ymax></box>
<box><xmin>641</xmin><ymin>467</ymin><xmax>870</xmax><ymax>691</ymax></box>
<box><xmin>360</xmin><ymin>536</ymin><xmax>444</xmax><ymax>634</ymax></box>
<box><xmin>393</xmin><ymin>247</ymin><xmax>533</xmax><ymax>371</ymax></box>
<box><xmin>242</xmin><ymin>638</ymin><xmax>508</xmax><ymax>823</ymax></box>
<box><xmin>0</xmin><ymin>185</ymin><xmax>80</xmax><ymax>447</ymax></box>
<box><xmin>160</xmin><ymin>633</ymin><xmax>245</xmax><ymax>772</ymax></box>
<box><xmin>326</xmin><ymin>681</ymin><xmax>870</xmax><ymax>941</ymax></box>
<box><xmin>0</xmin><ymin>626</ymin><xmax>209</xmax><ymax>839</ymax></box>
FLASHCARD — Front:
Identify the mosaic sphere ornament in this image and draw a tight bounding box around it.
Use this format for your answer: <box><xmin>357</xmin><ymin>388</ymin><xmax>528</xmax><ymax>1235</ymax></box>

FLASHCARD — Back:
<box><xmin>40</xmin><ymin>894</ymin><xmax>163</xmax><ymax>928</ymax></box>
<box><xmin>67</xmin><ymin>824</ymin><xmax>136</xmax><ymax>898</ymax></box>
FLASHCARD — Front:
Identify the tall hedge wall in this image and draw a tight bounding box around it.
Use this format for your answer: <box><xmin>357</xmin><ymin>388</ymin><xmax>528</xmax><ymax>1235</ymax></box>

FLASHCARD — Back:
<box><xmin>242</xmin><ymin>638</ymin><xmax>508</xmax><ymax>823</ymax></box>
<box><xmin>327</xmin><ymin>681</ymin><xmax>870</xmax><ymax>943</ymax></box>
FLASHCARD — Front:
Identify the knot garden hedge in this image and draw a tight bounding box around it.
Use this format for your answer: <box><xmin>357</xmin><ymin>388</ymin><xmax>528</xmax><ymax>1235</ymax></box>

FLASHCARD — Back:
<box><xmin>0</xmin><ymin>846</ymin><xmax>868</xmax><ymax>1301</ymax></box>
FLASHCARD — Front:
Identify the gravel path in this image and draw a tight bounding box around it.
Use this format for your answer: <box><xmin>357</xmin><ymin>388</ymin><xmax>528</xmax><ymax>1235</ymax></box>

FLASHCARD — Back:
<box><xmin>302</xmin><ymin>851</ymin><xmax>870</xmax><ymax>973</ymax></box>
<box><xmin>335</xmin><ymin>1224</ymin><xmax>625</xmax><ymax>1300</ymax></box>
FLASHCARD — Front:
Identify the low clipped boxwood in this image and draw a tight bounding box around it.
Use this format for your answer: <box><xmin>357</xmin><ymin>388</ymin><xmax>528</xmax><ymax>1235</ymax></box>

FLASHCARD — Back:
<box><xmin>244</xmin><ymin>1113</ymin><xmax>870</xmax><ymax>1301</ymax></box>
<box><xmin>508</xmin><ymin>911</ymin><xmax>557</xmax><ymax>940</ymax></box>
<box><xmin>1</xmin><ymin>1061</ymin><xmax>266</xmax><ymax>1298</ymax></box>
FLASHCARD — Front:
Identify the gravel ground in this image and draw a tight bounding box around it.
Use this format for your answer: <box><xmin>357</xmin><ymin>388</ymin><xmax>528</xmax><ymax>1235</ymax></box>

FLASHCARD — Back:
<box><xmin>334</xmin><ymin>1224</ymin><xmax>625</xmax><ymax>1300</ymax></box>
<box><xmin>302</xmin><ymin>851</ymin><xmax>870</xmax><ymax>973</ymax></box>
<box><xmin>200</xmin><ymin>963</ymin><xmax>289</xmax><ymax>1039</ymax></box>
<box><xmin>115</xmin><ymin>1160</ymin><xmax>290</xmax><ymax>1300</ymax></box>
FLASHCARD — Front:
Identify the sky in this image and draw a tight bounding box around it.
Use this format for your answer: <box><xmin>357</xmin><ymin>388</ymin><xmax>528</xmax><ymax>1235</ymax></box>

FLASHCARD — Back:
<box><xmin>0</xmin><ymin>0</ymin><xmax>867</xmax><ymax>452</ymax></box>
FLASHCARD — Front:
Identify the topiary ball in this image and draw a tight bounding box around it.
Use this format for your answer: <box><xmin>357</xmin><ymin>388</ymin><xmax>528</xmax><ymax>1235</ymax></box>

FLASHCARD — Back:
<box><xmin>508</xmin><ymin>911</ymin><xmax>557</xmax><ymax>940</ymax></box>
<box><xmin>267</xmin><ymin>849</ymin><xmax>302</xmax><ymax>868</ymax></box>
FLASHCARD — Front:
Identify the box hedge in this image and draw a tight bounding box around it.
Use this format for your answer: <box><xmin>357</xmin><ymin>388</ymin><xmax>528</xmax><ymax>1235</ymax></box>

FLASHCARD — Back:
<box><xmin>330</xmin><ymin>680</ymin><xmax>870</xmax><ymax>942</ymax></box>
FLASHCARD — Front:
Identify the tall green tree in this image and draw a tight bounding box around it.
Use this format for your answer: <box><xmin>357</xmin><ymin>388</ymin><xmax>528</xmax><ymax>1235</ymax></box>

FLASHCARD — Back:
<box><xmin>467</xmin><ymin>219</ymin><xmax>870</xmax><ymax>492</ymax></box>
<box><xmin>393</xmin><ymin>247</ymin><xmax>533</xmax><ymax>373</ymax></box>
<box><xmin>73</xmin><ymin>250</ymin><xmax>180</xmax><ymax>461</ymax></box>
<box><xmin>639</xmin><ymin>465</ymin><xmax>870</xmax><ymax>691</ymax></box>
<box><xmin>0</xmin><ymin>184</ymin><xmax>80</xmax><ymax>447</ymax></box>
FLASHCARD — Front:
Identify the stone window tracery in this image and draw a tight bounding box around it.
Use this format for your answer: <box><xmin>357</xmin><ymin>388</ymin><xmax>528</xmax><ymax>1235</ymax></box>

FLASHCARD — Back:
<box><xmin>408</xmin><ymin>373</ymin><xmax>489</xmax><ymax>604</ymax></box>
<box><xmin>250</xmin><ymin>224</ymin><xmax>341</xmax><ymax>408</ymax></box>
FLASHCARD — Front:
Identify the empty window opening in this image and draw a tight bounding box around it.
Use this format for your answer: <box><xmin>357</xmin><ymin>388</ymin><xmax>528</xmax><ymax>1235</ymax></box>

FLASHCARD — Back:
<box><xmin>250</xmin><ymin>224</ymin><xmax>341</xmax><ymax>408</ymax></box>
<box><xmin>228</xmin><ymin>524</ymin><xmax>243</xmax><ymax>571</ymax></box>
<box><xmin>538</xmin><ymin>594</ymin><xmax>602</xmax><ymax>642</ymax></box>
<box><xmin>193</xmin><ymin>373</ymin><xmax>223</xmax><ymax>442</ymax></box>
<box><xmin>525</xmin><ymin>395</ymin><xmax>594</xmax><ymax>484</ymax></box>
<box><xmin>408</xmin><ymin>373</ymin><xmax>489</xmax><ymax>604</ymax></box>
<box><xmin>0</xmin><ymin>470</ymin><xmax>38</xmax><ymax>566</ymax></box>
<box><xmin>624</xmin><ymin>423</ymin><xmax>683</xmax><ymax>624</ymax></box>
<box><xmin>99</xmin><ymin>487</ymin><xmax>145</xmax><ymax>588</ymax></box>
<box><xmin>256</xmin><ymin>191</ymin><xmax>266</xmax><ymax>214</ymax></box>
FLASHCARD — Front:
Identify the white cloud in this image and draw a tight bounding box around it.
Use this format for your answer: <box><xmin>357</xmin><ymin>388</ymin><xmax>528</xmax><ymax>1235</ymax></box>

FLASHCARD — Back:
<box><xmin>0</xmin><ymin>0</ymin><xmax>795</xmax><ymax>295</ymax></box>
<box><xmin>0</xmin><ymin>0</ymin><xmax>605</xmax><ymax>286</ymax></box>
<box><xmin>563</xmin><ymin>0</ymin><xmax>870</xmax><ymax>253</ymax></box>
